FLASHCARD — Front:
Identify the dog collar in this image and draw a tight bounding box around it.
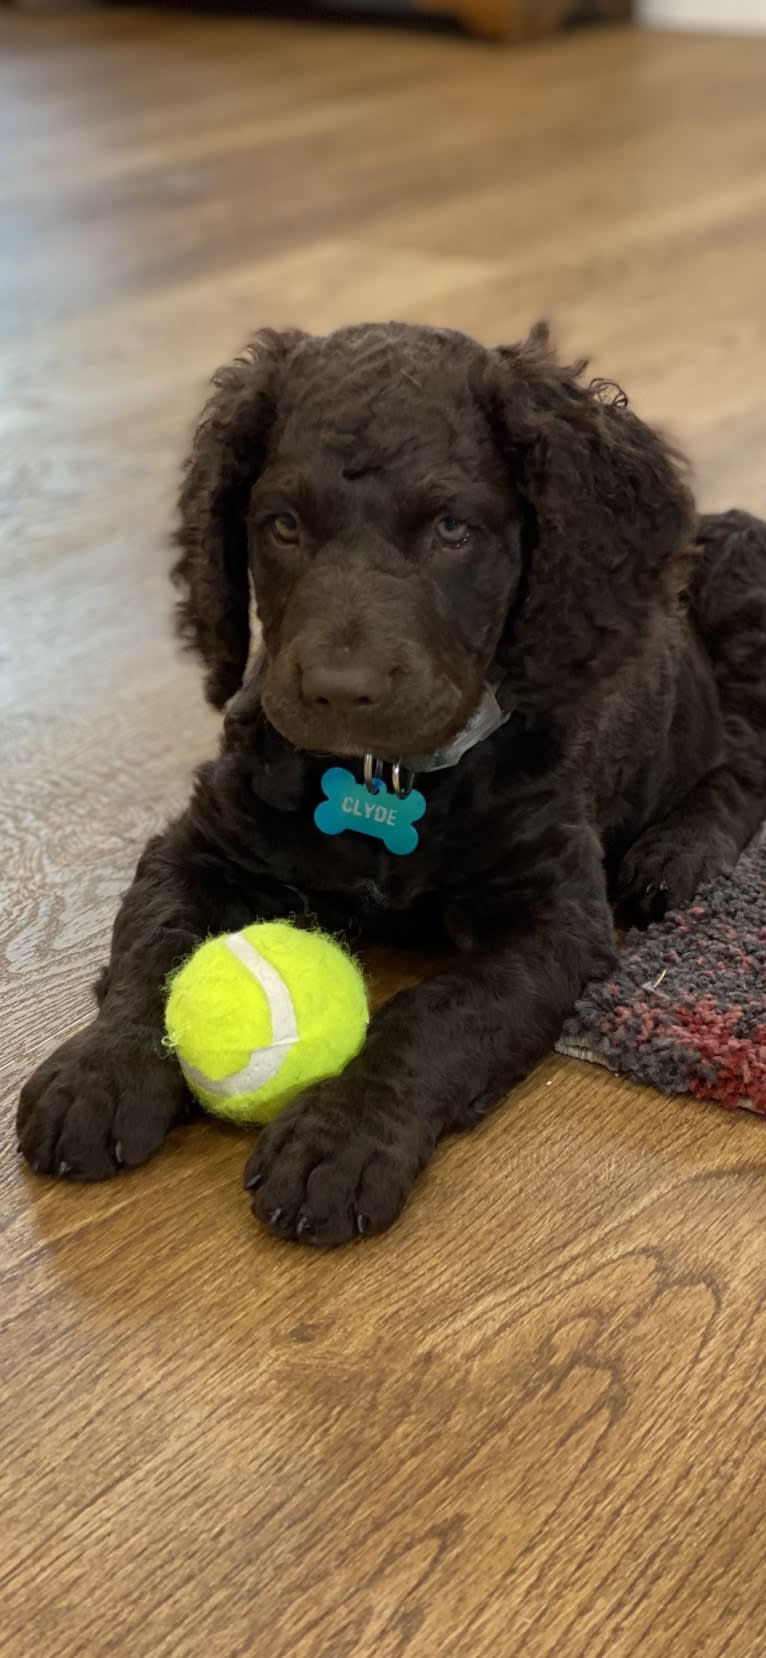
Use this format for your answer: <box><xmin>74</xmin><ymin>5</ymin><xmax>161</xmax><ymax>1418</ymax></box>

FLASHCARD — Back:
<box><xmin>363</xmin><ymin>679</ymin><xmax>512</xmax><ymax>798</ymax></box>
<box><xmin>314</xmin><ymin>680</ymin><xmax>513</xmax><ymax>856</ymax></box>
<box><xmin>405</xmin><ymin>680</ymin><xmax>512</xmax><ymax>775</ymax></box>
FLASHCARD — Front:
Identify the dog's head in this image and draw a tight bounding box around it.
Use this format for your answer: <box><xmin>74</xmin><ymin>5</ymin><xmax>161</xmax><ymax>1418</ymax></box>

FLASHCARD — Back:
<box><xmin>174</xmin><ymin>322</ymin><xmax>693</xmax><ymax>759</ymax></box>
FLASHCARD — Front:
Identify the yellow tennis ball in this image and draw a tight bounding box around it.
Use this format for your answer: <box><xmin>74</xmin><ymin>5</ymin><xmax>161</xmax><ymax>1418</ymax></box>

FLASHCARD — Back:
<box><xmin>164</xmin><ymin>922</ymin><xmax>369</xmax><ymax>1126</ymax></box>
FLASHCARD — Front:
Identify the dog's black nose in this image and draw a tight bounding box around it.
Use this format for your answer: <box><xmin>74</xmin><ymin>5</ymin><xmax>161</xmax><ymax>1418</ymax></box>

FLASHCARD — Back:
<box><xmin>300</xmin><ymin>656</ymin><xmax>391</xmax><ymax>711</ymax></box>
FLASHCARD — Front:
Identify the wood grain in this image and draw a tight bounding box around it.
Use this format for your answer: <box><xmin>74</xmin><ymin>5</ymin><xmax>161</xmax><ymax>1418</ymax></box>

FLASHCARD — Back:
<box><xmin>2</xmin><ymin>10</ymin><xmax>766</xmax><ymax>1656</ymax></box>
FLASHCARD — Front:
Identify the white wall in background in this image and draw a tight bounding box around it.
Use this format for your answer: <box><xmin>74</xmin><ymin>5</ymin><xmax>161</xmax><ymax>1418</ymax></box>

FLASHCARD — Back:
<box><xmin>639</xmin><ymin>0</ymin><xmax>766</xmax><ymax>28</ymax></box>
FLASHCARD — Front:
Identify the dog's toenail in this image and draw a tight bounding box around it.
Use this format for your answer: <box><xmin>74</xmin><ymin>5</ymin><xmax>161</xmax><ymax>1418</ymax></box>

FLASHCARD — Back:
<box><xmin>244</xmin><ymin>1170</ymin><xmax>263</xmax><ymax>1190</ymax></box>
<box><xmin>296</xmin><ymin>1215</ymin><xmax>314</xmax><ymax>1237</ymax></box>
<box><xmin>57</xmin><ymin>1160</ymin><xmax>72</xmax><ymax>1176</ymax></box>
<box><xmin>114</xmin><ymin>1140</ymin><xmax>124</xmax><ymax>1166</ymax></box>
<box><xmin>268</xmin><ymin>1207</ymin><xmax>284</xmax><ymax>1226</ymax></box>
<box><xmin>356</xmin><ymin>1212</ymin><xmax>372</xmax><ymax>1235</ymax></box>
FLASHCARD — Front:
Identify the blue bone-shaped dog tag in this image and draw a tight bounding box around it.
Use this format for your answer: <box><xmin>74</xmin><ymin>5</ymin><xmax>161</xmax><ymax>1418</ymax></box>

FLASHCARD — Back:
<box><xmin>315</xmin><ymin>767</ymin><xmax>426</xmax><ymax>856</ymax></box>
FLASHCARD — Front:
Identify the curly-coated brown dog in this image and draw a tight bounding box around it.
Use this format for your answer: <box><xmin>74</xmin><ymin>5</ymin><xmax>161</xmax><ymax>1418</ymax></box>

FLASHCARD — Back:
<box><xmin>17</xmin><ymin>322</ymin><xmax>766</xmax><ymax>1244</ymax></box>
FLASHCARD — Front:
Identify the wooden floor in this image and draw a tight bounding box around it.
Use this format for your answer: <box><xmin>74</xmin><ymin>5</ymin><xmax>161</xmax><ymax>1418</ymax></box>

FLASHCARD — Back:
<box><xmin>3</xmin><ymin>9</ymin><xmax>766</xmax><ymax>1656</ymax></box>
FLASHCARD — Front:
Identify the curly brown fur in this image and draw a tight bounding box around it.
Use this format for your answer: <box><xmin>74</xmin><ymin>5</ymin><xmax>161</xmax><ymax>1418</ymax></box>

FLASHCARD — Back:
<box><xmin>18</xmin><ymin>322</ymin><xmax>766</xmax><ymax>1246</ymax></box>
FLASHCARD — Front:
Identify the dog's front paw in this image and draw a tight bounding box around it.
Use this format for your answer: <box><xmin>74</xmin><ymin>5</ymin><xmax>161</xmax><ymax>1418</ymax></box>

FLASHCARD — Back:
<box><xmin>243</xmin><ymin>1085</ymin><xmax>426</xmax><ymax>1247</ymax></box>
<box><xmin>17</xmin><ymin>1020</ymin><xmax>188</xmax><ymax>1180</ymax></box>
<box><xmin>614</xmin><ymin>824</ymin><xmax>736</xmax><ymax>928</ymax></box>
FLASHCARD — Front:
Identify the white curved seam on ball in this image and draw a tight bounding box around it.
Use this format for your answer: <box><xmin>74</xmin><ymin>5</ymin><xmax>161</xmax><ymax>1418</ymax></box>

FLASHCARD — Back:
<box><xmin>182</xmin><ymin>931</ymin><xmax>300</xmax><ymax>1097</ymax></box>
<box><xmin>180</xmin><ymin>1047</ymin><xmax>289</xmax><ymax>1096</ymax></box>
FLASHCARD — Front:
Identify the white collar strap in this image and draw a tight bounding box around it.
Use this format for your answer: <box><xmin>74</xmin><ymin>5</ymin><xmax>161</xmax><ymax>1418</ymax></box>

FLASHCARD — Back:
<box><xmin>405</xmin><ymin>682</ymin><xmax>511</xmax><ymax>774</ymax></box>
<box><xmin>361</xmin><ymin>680</ymin><xmax>513</xmax><ymax>798</ymax></box>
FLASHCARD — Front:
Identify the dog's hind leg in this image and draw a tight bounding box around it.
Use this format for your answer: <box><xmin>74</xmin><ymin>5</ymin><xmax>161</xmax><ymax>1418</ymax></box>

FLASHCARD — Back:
<box><xmin>615</xmin><ymin>510</ymin><xmax>766</xmax><ymax>927</ymax></box>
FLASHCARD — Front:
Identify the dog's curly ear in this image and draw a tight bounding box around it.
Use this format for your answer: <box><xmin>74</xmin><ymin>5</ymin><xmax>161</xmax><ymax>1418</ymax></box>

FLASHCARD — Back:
<box><xmin>484</xmin><ymin>323</ymin><xmax>695</xmax><ymax>703</ymax></box>
<box><xmin>173</xmin><ymin>328</ymin><xmax>306</xmax><ymax>708</ymax></box>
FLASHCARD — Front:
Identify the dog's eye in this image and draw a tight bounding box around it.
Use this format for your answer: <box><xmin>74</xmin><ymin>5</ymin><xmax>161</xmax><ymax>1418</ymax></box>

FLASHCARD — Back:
<box><xmin>270</xmin><ymin>511</ymin><xmax>301</xmax><ymax>545</ymax></box>
<box><xmin>435</xmin><ymin>515</ymin><xmax>470</xmax><ymax>547</ymax></box>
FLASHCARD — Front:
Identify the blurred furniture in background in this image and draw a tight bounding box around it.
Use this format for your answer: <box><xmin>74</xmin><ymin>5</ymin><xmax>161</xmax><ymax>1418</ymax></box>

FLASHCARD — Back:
<box><xmin>335</xmin><ymin>0</ymin><xmax>632</xmax><ymax>40</ymax></box>
<box><xmin>27</xmin><ymin>0</ymin><xmax>633</xmax><ymax>41</ymax></box>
